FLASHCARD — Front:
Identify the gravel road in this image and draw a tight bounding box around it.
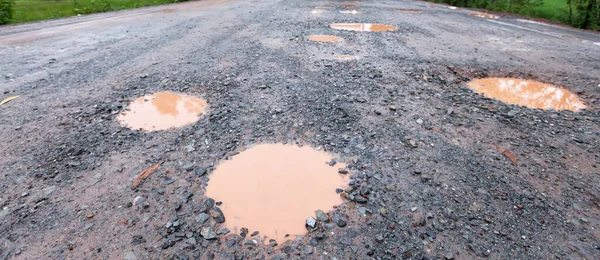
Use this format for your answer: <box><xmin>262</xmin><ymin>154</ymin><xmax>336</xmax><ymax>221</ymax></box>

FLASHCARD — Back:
<box><xmin>1</xmin><ymin>0</ymin><xmax>599</xmax><ymax>259</ymax></box>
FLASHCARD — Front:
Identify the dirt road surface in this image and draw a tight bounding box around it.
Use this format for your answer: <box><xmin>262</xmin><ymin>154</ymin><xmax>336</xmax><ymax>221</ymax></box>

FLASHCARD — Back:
<box><xmin>1</xmin><ymin>0</ymin><xmax>599</xmax><ymax>259</ymax></box>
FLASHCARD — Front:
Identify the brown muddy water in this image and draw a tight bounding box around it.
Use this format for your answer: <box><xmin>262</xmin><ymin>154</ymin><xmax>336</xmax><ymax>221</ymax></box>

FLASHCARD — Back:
<box><xmin>339</xmin><ymin>10</ymin><xmax>362</xmax><ymax>14</ymax></box>
<box><xmin>117</xmin><ymin>92</ymin><xmax>208</xmax><ymax>131</ymax></box>
<box><xmin>330</xmin><ymin>23</ymin><xmax>398</xmax><ymax>32</ymax></box>
<box><xmin>204</xmin><ymin>144</ymin><xmax>348</xmax><ymax>242</ymax></box>
<box><xmin>470</xmin><ymin>13</ymin><xmax>499</xmax><ymax>19</ymax></box>
<box><xmin>467</xmin><ymin>78</ymin><xmax>586</xmax><ymax>111</ymax></box>
<box><xmin>307</xmin><ymin>35</ymin><xmax>342</xmax><ymax>42</ymax></box>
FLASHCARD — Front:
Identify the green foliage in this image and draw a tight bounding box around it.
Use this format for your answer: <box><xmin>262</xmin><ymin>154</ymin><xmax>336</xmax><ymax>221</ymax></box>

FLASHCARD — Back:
<box><xmin>0</xmin><ymin>0</ymin><xmax>15</xmax><ymax>24</ymax></box>
<box><xmin>430</xmin><ymin>0</ymin><xmax>543</xmax><ymax>15</ymax></box>
<box><xmin>568</xmin><ymin>0</ymin><xmax>599</xmax><ymax>29</ymax></box>
<box><xmin>75</xmin><ymin>0</ymin><xmax>113</xmax><ymax>14</ymax></box>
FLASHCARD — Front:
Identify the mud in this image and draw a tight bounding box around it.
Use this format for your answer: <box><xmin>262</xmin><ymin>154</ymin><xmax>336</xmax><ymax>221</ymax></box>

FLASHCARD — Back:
<box><xmin>467</xmin><ymin>78</ymin><xmax>586</xmax><ymax>111</ymax></box>
<box><xmin>205</xmin><ymin>144</ymin><xmax>347</xmax><ymax>242</ymax></box>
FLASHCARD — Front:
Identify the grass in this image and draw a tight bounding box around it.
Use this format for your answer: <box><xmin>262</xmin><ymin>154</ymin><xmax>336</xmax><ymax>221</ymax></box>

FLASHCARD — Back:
<box><xmin>11</xmin><ymin>0</ymin><xmax>182</xmax><ymax>23</ymax></box>
<box><xmin>529</xmin><ymin>0</ymin><xmax>571</xmax><ymax>23</ymax></box>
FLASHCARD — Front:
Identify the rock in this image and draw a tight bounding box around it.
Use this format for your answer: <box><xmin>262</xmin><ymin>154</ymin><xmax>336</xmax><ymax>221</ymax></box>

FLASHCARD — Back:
<box><xmin>0</xmin><ymin>208</ymin><xmax>11</xmax><ymax>217</ymax></box>
<box><xmin>205</xmin><ymin>198</ymin><xmax>215</xmax><ymax>208</ymax></box>
<box><xmin>328</xmin><ymin>159</ymin><xmax>337</xmax><ymax>166</ymax></box>
<box><xmin>444</xmin><ymin>252</ymin><xmax>455</xmax><ymax>259</ymax></box>
<box><xmin>187</xmin><ymin>237</ymin><xmax>197</xmax><ymax>245</ymax></box>
<box><xmin>336</xmin><ymin>188</ymin><xmax>344</xmax><ymax>194</ymax></box>
<box><xmin>375</xmin><ymin>234</ymin><xmax>384</xmax><ymax>242</ymax></box>
<box><xmin>353</xmin><ymin>195</ymin><xmax>368</xmax><ymax>203</ymax></box>
<box><xmin>195</xmin><ymin>213</ymin><xmax>209</xmax><ymax>224</ymax></box>
<box><xmin>180</xmin><ymin>192</ymin><xmax>193</xmax><ymax>203</ymax></box>
<box><xmin>210</xmin><ymin>207</ymin><xmax>225</xmax><ymax>223</ymax></box>
<box><xmin>303</xmin><ymin>247</ymin><xmax>313</xmax><ymax>255</ymax></box>
<box><xmin>195</xmin><ymin>168</ymin><xmax>207</xmax><ymax>176</ymax></box>
<box><xmin>251</xmin><ymin>231</ymin><xmax>259</xmax><ymax>237</ymax></box>
<box><xmin>124</xmin><ymin>251</ymin><xmax>137</xmax><ymax>260</ymax></box>
<box><xmin>217</xmin><ymin>228</ymin><xmax>230</xmax><ymax>235</ymax></box>
<box><xmin>338</xmin><ymin>169</ymin><xmax>348</xmax><ymax>174</ymax></box>
<box><xmin>337</xmin><ymin>219</ymin><xmax>347</xmax><ymax>227</ymax></box>
<box><xmin>306</xmin><ymin>216</ymin><xmax>317</xmax><ymax>228</ymax></box>
<box><xmin>184</xmin><ymin>144</ymin><xmax>195</xmax><ymax>152</ymax></box>
<box><xmin>184</xmin><ymin>163</ymin><xmax>195</xmax><ymax>171</ymax></box>
<box><xmin>389</xmin><ymin>105</ymin><xmax>397</xmax><ymax>111</ymax></box>
<box><xmin>201</xmin><ymin>227</ymin><xmax>217</xmax><ymax>240</ymax></box>
<box><xmin>315</xmin><ymin>210</ymin><xmax>329</xmax><ymax>222</ymax></box>
<box><xmin>43</xmin><ymin>186</ymin><xmax>56</xmax><ymax>195</ymax></box>
<box><xmin>244</xmin><ymin>240</ymin><xmax>258</xmax><ymax>247</ymax></box>
<box><xmin>416</xmin><ymin>119</ymin><xmax>424</xmax><ymax>124</ymax></box>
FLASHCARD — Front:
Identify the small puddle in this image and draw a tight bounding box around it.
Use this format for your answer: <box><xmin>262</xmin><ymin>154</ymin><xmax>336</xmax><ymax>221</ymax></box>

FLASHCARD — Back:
<box><xmin>396</xmin><ymin>9</ymin><xmax>423</xmax><ymax>13</ymax></box>
<box><xmin>340</xmin><ymin>3</ymin><xmax>358</xmax><ymax>7</ymax></box>
<box><xmin>330</xmin><ymin>23</ymin><xmax>397</xmax><ymax>32</ymax></box>
<box><xmin>117</xmin><ymin>92</ymin><xmax>208</xmax><ymax>131</ymax></box>
<box><xmin>311</xmin><ymin>9</ymin><xmax>326</xmax><ymax>14</ymax></box>
<box><xmin>307</xmin><ymin>35</ymin><xmax>342</xmax><ymax>42</ymax></box>
<box><xmin>339</xmin><ymin>10</ymin><xmax>362</xmax><ymax>14</ymax></box>
<box><xmin>470</xmin><ymin>13</ymin><xmax>499</xmax><ymax>19</ymax></box>
<box><xmin>315</xmin><ymin>6</ymin><xmax>332</xmax><ymax>9</ymax></box>
<box><xmin>335</xmin><ymin>55</ymin><xmax>356</xmax><ymax>60</ymax></box>
<box><xmin>205</xmin><ymin>144</ymin><xmax>348</xmax><ymax>242</ymax></box>
<box><xmin>467</xmin><ymin>78</ymin><xmax>586</xmax><ymax>111</ymax></box>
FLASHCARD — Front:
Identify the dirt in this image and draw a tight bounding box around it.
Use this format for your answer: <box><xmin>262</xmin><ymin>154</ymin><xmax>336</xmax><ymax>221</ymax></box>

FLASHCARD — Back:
<box><xmin>0</xmin><ymin>0</ymin><xmax>599</xmax><ymax>259</ymax></box>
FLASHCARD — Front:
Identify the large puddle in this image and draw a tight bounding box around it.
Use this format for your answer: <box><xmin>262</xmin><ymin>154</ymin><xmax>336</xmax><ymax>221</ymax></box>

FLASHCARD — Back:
<box><xmin>467</xmin><ymin>78</ymin><xmax>586</xmax><ymax>111</ymax></box>
<box><xmin>117</xmin><ymin>92</ymin><xmax>208</xmax><ymax>131</ymax></box>
<box><xmin>204</xmin><ymin>144</ymin><xmax>348</xmax><ymax>242</ymax></box>
<box><xmin>307</xmin><ymin>35</ymin><xmax>342</xmax><ymax>42</ymax></box>
<box><xmin>470</xmin><ymin>13</ymin><xmax>499</xmax><ymax>19</ymax></box>
<box><xmin>330</xmin><ymin>23</ymin><xmax>398</xmax><ymax>32</ymax></box>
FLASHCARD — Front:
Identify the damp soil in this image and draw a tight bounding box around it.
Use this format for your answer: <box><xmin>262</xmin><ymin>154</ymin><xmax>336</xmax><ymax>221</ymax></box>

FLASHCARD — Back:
<box><xmin>205</xmin><ymin>144</ymin><xmax>347</xmax><ymax>242</ymax></box>
<box><xmin>1</xmin><ymin>0</ymin><xmax>599</xmax><ymax>260</ymax></box>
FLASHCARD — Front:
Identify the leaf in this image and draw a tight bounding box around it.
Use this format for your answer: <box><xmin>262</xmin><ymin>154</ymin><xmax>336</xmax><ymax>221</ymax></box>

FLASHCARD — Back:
<box><xmin>131</xmin><ymin>163</ymin><xmax>160</xmax><ymax>189</ymax></box>
<box><xmin>497</xmin><ymin>146</ymin><xmax>518</xmax><ymax>165</ymax></box>
<box><xmin>0</xmin><ymin>96</ymin><xmax>19</xmax><ymax>105</ymax></box>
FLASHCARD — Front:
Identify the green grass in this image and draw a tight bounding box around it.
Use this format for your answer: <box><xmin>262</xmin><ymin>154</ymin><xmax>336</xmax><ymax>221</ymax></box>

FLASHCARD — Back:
<box><xmin>11</xmin><ymin>0</ymin><xmax>183</xmax><ymax>23</ymax></box>
<box><xmin>529</xmin><ymin>0</ymin><xmax>571</xmax><ymax>23</ymax></box>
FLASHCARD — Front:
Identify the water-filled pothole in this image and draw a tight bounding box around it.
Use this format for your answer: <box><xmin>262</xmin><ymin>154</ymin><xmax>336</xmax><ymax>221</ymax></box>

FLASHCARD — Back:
<box><xmin>117</xmin><ymin>92</ymin><xmax>208</xmax><ymax>131</ymax></box>
<box><xmin>470</xmin><ymin>13</ymin><xmax>499</xmax><ymax>19</ymax></box>
<box><xmin>330</xmin><ymin>23</ymin><xmax>397</xmax><ymax>32</ymax></box>
<box><xmin>396</xmin><ymin>9</ymin><xmax>423</xmax><ymax>13</ymax></box>
<box><xmin>339</xmin><ymin>10</ymin><xmax>362</xmax><ymax>14</ymax></box>
<box><xmin>335</xmin><ymin>55</ymin><xmax>356</xmax><ymax>60</ymax></box>
<box><xmin>340</xmin><ymin>3</ymin><xmax>358</xmax><ymax>7</ymax></box>
<box><xmin>204</xmin><ymin>144</ymin><xmax>348</xmax><ymax>242</ymax></box>
<box><xmin>307</xmin><ymin>35</ymin><xmax>342</xmax><ymax>42</ymax></box>
<box><xmin>467</xmin><ymin>78</ymin><xmax>586</xmax><ymax>111</ymax></box>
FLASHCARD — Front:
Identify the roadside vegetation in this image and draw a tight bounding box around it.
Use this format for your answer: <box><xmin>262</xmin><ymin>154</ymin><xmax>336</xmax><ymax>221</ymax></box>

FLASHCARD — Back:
<box><xmin>0</xmin><ymin>0</ymin><xmax>190</xmax><ymax>25</ymax></box>
<box><xmin>429</xmin><ymin>0</ymin><xmax>599</xmax><ymax>29</ymax></box>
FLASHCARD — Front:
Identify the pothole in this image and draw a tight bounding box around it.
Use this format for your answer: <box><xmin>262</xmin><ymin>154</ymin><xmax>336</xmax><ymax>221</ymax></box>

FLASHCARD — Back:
<box><xmin>470</xmin><ymin>13</ymin><xmax>499</xmax><ymax>19</ymax></box>
<box><xmin>335</xmin><ymin>55</ymin><xmax>356</xmax><ymax>60</ymax></box>
<box><xmin>467</xmin><ymin>78</ymin><xmax>586</xmax><ymax>111</ymax></box>
<box><xmin>117</xmin><ymin>91</ymin><xmax>208</xmax><ymax>131</ymax></box>
<box><xmin>396</xmin><ymin>9</ymin><xmax>423</xmax><ymax>13</ymax></box>
<box><xmin>307</xmin><ymin>35</ymin><xmax>342</xmax><ymax>42</ymax></box>
<box><xmin>204</xmin><ymin>144</ymin><xmax>348</xmax><ymax>242</ymax></box>
<box><xmin>330</xmin><ymin>23</ymin><xmax>397</xmax><ymax>32</ymax></box>
<box><xmin>339</xmin><ymin>10</ymin><xmax>362</xmax><ymax>14</ymax></box>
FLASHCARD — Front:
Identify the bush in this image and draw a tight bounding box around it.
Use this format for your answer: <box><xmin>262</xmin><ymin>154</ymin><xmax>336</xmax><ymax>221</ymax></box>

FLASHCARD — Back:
<box><xmin>0</xmin><ymin>0</ymin><xmax>14</xmax><ymax>25</ymax></box>
<box><xmin>75</xmin><ymin>0</ymin><xmax>113</xmax><ymax>14</ymax></box>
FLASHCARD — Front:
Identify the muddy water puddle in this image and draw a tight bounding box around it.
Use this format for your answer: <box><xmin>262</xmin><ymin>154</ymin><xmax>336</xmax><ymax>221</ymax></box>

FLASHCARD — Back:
<box><xmin>307</xmin><ymin>35</ymin><xmax>342</xmax><ymax>42</ymax></box>
<box><xmin>396</xmin><ymin>9</ymin><xmax>423</xmax><ymax>13</ymax></box>
<box><xmin>340</xmin><ymin>3</ymin><xmax>358</xmax><ymax>7</ymax></box>
<box><xmin>330</xmin><ymin>23</ymin><xmax>397</xmax><ymax>32</ymax></box>
<box><xmin>205</xmin><ymin>144</ymin><xmax>348</xmax><ymax>242</ymax></box>
<box><xmin>470</xmin><ymin>13</ymin><xmax>499</xmax><ymax>19</ymax></box>
<box><xmin>339</xmin><ymin>10</ymin><xmax>362</xmax><ymax>14</ymax></box>
<box><xmin>468</xmin><ymin>78</ymin><xmax>586</xmax><ymax>111</ymax></box>
<box><xmin>117</xmin><ymin>92</ymin><xmax>208</xmax><ymax>131</ymax></box>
